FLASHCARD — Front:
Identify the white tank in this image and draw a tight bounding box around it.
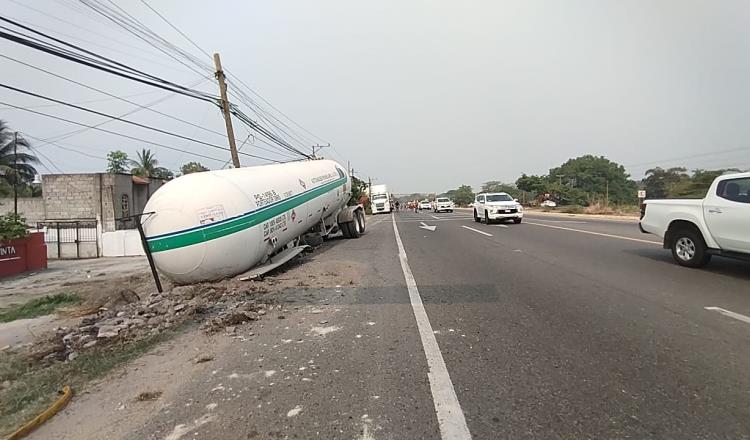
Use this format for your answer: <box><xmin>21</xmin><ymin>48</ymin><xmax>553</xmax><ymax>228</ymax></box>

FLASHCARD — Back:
<box><xmin>141</xmin><ymin>159</ymin><xmax>350</xmax><ymax>284</ymax></box>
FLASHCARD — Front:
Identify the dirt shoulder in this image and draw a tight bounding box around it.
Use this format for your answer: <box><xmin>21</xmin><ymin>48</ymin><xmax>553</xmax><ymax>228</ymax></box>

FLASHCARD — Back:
<box><xmin>1</xmin><ymin>239</ymin><xmax>366</xmax><ymax>439</ymax></box>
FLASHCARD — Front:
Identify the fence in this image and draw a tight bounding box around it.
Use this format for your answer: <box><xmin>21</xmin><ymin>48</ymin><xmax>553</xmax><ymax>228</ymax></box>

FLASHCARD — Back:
<box><xmin>37</xmin><ymin>220</ymin><xmax>99</xmax><ymax>259</ymax></box>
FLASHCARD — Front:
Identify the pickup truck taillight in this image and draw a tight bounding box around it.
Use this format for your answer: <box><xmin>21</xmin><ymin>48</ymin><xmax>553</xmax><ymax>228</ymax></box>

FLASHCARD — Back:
<box><xmin>640</xmin><ymin>203</ymin><xmax>646</xmax><ymax>220</ymax></box>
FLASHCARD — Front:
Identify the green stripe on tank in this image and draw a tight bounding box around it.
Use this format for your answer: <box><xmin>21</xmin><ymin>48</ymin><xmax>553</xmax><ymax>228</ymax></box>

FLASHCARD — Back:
<box><xmin>147</xmin><ymin>177</ymin><xmax>346</xmax><ymax>253</ymax></box>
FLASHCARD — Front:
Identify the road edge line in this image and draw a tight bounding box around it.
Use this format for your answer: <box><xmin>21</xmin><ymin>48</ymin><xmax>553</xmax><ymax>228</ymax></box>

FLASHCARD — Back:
<box><xmin>524</xmin><ymin>221</ymin><xmax>660</xmax><ymax>245</ymax></box>
<box><xmin>391</xmin><ymin>214</ymin><xmax>472</xmax><ymax>440</ymax></box>
<box><xmin>705</xmin><ymin>306</ymin><xmax>750</xmax><ymax>324</ymax></box>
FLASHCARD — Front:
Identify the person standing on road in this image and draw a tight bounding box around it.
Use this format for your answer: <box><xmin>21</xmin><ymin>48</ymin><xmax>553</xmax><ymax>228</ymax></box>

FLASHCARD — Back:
<box><xmin>395</xmin><ymin>200</ymin><xmax>400</xmax><ymax>211</ymax></box>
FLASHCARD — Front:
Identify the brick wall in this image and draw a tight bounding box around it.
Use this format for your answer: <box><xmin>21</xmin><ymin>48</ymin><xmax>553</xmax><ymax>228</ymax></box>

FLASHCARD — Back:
<box><xmin>0</xmin><ymin>197</ymin><xmax>45</xmax><ymax>224</ymax></box>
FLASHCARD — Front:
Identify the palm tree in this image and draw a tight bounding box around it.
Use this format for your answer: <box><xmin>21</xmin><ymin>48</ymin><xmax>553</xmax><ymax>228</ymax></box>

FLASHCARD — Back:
<box><xmin>130</xmin><ymin>148</ymin><xmax>158</xmax><ymax>177</ymax></box>
<box><xmin>0</xmin><ymin>120</ymin><xmax>39</xmax><ymax>186</ymax></box>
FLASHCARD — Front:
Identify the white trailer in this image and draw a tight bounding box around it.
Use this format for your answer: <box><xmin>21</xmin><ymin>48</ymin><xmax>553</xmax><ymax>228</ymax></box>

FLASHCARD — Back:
<box><xmin>141</xmin><ymin>160</ymin><xmax>365</xmax><ymax>284</ymax></box>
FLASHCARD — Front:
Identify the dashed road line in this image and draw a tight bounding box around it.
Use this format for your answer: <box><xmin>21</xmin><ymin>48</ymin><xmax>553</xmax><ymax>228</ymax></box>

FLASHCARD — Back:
<box><xmin>461</xmin><ymin>225</ymin><xmax>493</xmax><ymax>237</ymax></box>
<box><xmin>496</xmin><ymin>224</ymin><xmax>509</xmax><ymax>228</ymax></box>
<box><xmin>430</xmin><ymin>214</ymin><xmax>441</xmax><ymax>220</ymax></box>
<box><xmin>705</xmin><ymin>307</ymin><xmax>750</xmax><ymax>324</ymax></box>
<box><xmin>528</xmin><ymin>218</ymin><xmax>587</xmax><ymax>224</ymax></box>
<box><xmin>392</xmin><ymin>214</ymin><xmax>472</xmax><ymax>440</ymax></box>
<box><xmin>524</xmin><ymin>221</ymin><xmax>660</xmax><ymax>245</ymax></box>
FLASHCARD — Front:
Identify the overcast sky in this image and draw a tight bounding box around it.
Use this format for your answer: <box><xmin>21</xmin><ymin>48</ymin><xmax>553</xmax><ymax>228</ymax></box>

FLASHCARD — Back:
<box><xmin>2</xmin><ymin>0</ymin><xmax>750</xmax><ymax>194</ymax></box>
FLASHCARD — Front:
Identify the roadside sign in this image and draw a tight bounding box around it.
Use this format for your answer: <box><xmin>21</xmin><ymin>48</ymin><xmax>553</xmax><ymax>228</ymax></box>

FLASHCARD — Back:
<box><xmin>638</xmin><ymin>190</ymin><xmax>646</xmax><ymax>198</ymax></box>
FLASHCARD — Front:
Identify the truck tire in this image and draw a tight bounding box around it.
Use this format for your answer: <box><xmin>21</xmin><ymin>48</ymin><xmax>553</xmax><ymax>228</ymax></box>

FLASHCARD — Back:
<box><xmin>340</xmin><ymin>221</ymin><xmax>352</xmax><ymax>239</ymax></box>
<box><xmin>340</xmin><ymin>219</ymin><xmax>360</xmax><ymax>239</ymax></box>
<box><xmin>513</xmin><ymin>218</ymin><xmax>522</xmax><ymax>224</ymax></box>
<box><xmin>670</xmin><ymin>228</ymin><xmax>711</xmax><ymax>268</ymax></box>
<box><xmin>474</xmin><ymin>210</ymin><xmax>480</xmax><ymax>223</ymax></box>
<box><xmin>485</xmin><ymin>211</ymin><xmax>492</xmax><ymax>225</ymax></box>
<box><xmin>356</xmin><ymin>210</ymin><xmax>366</xmax><ymax>234</ymax></box>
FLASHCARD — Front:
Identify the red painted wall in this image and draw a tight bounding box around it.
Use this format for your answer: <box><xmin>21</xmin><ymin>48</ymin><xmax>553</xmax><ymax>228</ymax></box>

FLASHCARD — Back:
<box><xmin>0</xmin><ymin>232</ymin><xmax>47</xmax><ymax>278</ymax></box>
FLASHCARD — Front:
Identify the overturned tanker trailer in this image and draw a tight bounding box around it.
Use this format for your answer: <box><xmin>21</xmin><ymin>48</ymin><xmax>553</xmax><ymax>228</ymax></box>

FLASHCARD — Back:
<box><xmin>140</xmin><ymin>159</ymin><xmax>365</xmax><ymax>284</ymax></box>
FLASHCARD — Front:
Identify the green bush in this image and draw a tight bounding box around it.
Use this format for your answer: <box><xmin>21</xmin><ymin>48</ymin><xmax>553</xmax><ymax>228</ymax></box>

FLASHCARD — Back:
<box><xmin>0</xmin><ymin>213</ymin><xmax>28</xmax><ymax>242</ymax></box>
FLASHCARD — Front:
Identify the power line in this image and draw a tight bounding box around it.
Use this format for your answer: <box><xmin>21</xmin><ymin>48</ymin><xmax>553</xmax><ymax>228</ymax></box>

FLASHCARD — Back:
<box><xmin>78</xmin><ymin>0</ymin><xmax>213</xmax><ymax>79</ymax></box>
<box><xmin>0</xmin><ymin>54</ymin><xmax>234</xmax><ymax>142</ymax></box>
<box><xmin>127</xmin><ymin>2</ymin><xmax>332</xmax><ymax>155</ymax></box>
<box><xmin>0</xmin><ymin>16</ymin><xmax>217</xmax><ymax>102</ymax></box>
<box><xmin>625</xmin><ymin>146</ymin><xmax>750</xmax><ymax>169</ymax></box>
<box><xmin>230</xmin><ymin>106</ymin><xmax>311</xmax><ymax>158</ymax></box>
<box><xmin>0</xmin><ymin>82</ymin><xmax>242</xmax><ymax>154</ymax></box>
<box><xmin>138</xmin><ymin>0</ymin><xmax>211</xmax><ymax>60</ymax></box>
<box><xmin>0</xmin><ymin>100</ymin><xmax>281</xmax><ymax>164</ymax></box>
<box><xmin>5</xmin><ymin>5</ymin><xmax>201</xmax><ymax>74</ymax></box>
<box><xmin>70</xmin><ymin>1</ymin><xmax>317</xmax><ymax>160</ymax></box>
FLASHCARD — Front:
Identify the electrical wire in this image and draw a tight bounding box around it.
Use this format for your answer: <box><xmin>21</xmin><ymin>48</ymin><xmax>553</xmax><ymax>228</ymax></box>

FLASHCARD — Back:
<box><xmin>0</xmin><ymin>17</ymin><xmax>216</xmax><ymax>102</ymax></box>
<box><xmin>124</xmin><ymin>1</ymin><xmax>330</xmax><ymax>154</ymax></box>
<box><xmin>0</xmin><ymin>100</ymin><xmax>280</xmax><ymax>164</ymax></box>
<box><xmin>625</xmin><ymin>146</ymin><xmax>750</xmax><ymax>169</ymax></box>
<box><xmin>73</xmin><ymin>0</ymin><xmax>319</xmax><ymax>159</ymax></box>
<box><xmin>0</xmin><ymin>54</ymin><xmax>235</xmax><ymax>143</ymax></box>
<box><xmin>0</xmin><ymin>83</ymin><xmax>242</xmax><ymax>154</ymax></box>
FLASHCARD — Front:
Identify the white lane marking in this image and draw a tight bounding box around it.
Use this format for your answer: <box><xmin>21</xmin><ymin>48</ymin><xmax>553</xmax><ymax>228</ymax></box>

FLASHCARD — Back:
<box><xmin>524</xmin><ymin>221</ymin><xmax>660</xmax><ymax>245</ymax></box>
<box><xmin>430</xmin><ymin>214</ymin><xmax>441</xmax><ymax>220</ymax></box>
<box><xmin>529</xmin><ymin>218</ymin><xmax>587</xmax><ymax>224</ymax></box>
<box><xmin>704</xmin><ymin>307</ymin><xmax>750</xmax><ymax>324</ymax></box>
<box><xmin>461</xmin><ymin>225</ymin><xmax>493</xmax><ymax>237</ymax></box>
<box><xmin>419</xmin><ymin>222</ymin><xmax>437</xmax><ymax>231</ymax></box>
<box><xmin>392</xmin><ymin>214</ymin><xmax>472</xmax><ymax>440</ymax></box>
<box><xmin>497</xmin><ymin>224</ymin><xmax>509</xmax><ymax>229</ymax></box>
<box><xmin>397</xmin><ymin>217</ymin><xmax>473</xmax><ymax>223</ymax></box>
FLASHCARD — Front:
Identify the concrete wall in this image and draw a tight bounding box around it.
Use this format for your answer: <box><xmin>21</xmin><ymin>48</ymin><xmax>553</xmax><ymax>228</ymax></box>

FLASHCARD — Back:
<box><xmin>102</xmin><ymin>230</ymin><xmax>145</xmax><ymax>257</ymax></box>
<box><xmin>42</xmin><ymin>174</ymin><xmax>98</xmax><ymax>220</ymax></box>
<box><xmin>0</xmin><ymin>198</ymin><xmax>45</xmax><ymax>224</ymax></box>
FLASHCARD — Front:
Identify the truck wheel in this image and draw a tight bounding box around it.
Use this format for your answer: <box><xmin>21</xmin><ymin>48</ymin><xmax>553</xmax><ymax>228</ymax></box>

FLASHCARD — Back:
<box><xmin>345</xmin><ymin>219</ymin><xmax>360</xmax><ymax>239</ymax></box>
<box><xmin>340</xmin><ymin>222</ymin><xmax>351</xmax><ymax>239</ymax></box>
<box><xmin>671</xmin><ymin>228</ymin><xmax>711</xmax><ymax>268</ymax></box>
<box><xmin>485</xmin><ymin>211</ymin><xmax>492</xmax><ymax>225</ymax></box>
<box><xmin>474</xmin><ymin>210</ymin><xmax>480</xmax><ymax>223</ymax></box>
<box><xmin>513</xmin><ymin>218</ymin><xmax>522</xmax><ymax>224</ymax></box>
<box><xmin>356</xmin><ymin>210</ymin><xmax>366</xmax><ymax>234</ymax></box>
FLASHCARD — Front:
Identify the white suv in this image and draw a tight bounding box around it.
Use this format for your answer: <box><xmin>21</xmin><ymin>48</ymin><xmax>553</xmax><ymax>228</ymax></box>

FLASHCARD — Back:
<box><xmin>473</xmin><ymin>193</ymin><xmax>523</xmax><ymax>224</ymax></box>
<box><xmin>418</xmin><ymin>200</ymin><xmax>432</xmax><ymax>210</ymax></box>
<box><xmin>433</xmin><ymin>197</ymin><xmax>454</xmax><ymax>213</ymax></box>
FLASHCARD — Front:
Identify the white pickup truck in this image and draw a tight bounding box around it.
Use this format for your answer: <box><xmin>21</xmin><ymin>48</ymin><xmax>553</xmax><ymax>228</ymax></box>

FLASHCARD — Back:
<box><xmin>639</xmin><ymin>172</ymin><xmax>750</xmax><ymax>267</ymax></box>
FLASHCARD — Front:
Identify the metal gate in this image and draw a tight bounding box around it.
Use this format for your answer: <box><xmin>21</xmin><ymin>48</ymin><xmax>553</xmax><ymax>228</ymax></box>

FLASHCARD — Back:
<box><xmin>38</xmin><ymin>220</ymin><xmax>99</xmax><ymax>259</ymax></box>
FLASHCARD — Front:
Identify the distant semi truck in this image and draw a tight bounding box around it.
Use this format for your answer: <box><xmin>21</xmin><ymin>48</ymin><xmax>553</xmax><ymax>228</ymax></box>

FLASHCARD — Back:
<box><xmin>370</xmin><ymin>184</ymin><xmax>392</xmax><ymax>214</ymax></box>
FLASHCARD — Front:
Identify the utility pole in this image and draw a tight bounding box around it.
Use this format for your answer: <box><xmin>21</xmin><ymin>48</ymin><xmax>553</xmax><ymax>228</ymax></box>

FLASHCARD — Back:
<box><xmin>368</xmin><ymin>177</ymin><xmax>372</xmax><ymax>201</ymax></box>
<box><xmin>13</xmin><ymin>132</ymin><xmax>18</xmax><ymax>216</ymax></box>
<box><xmin>605</xmin><ymin>179</ymin><xmax>609</xmax><ymax>207</ymax></box>
<box><xmin>213</xmin><ymin>53</ymin><xmax>241</xmax><ymax>168</ymax></box>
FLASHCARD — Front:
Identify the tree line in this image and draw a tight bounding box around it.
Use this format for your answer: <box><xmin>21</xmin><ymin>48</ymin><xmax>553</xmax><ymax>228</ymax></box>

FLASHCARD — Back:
<box><xmin>441</xmin><ymin>155</ymin><xmax>745</xmax><ymax>207</ymax></box>
<box><xmin>106</xmin><ymin>149</ymin><xmax>209</xmax><ymax>179</ymax></box>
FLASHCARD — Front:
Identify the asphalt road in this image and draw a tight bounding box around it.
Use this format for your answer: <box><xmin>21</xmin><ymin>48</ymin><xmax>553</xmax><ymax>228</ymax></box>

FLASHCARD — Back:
<box><xmin>64</xmin><ymin>210</ymin><xmax>750</xmax><ymax>440</ymax></box>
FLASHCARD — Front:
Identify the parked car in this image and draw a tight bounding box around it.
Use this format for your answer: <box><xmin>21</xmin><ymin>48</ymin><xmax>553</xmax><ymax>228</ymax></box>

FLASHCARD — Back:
<box><xmin>433</xmin><ymin>197</ymin><xmax>454</xmax><ymax>213</ymax></box>
<box><xmin>639</xmin><ymin>172</ymin><xmax>750</xmax><ymax>267</ymax></box>
<box><xmin>473</xmin><ymin>192</ymin><xmax>523</xmax><ymax>224</ymax></box>
<box><xmin>418</xmin><ymin>200</ymin><xmax>432</xmax><ymax>210</ymax></box>
<box><xmin>540</xmin><ymin>200</ymin><xmax>557</xmax><ymax>208</ymax></box>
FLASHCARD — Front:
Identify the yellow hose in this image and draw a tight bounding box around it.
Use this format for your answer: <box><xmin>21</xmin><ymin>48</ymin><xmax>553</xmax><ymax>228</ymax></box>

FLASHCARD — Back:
<box><xmin>6</xmin><ymin>386</ymin><xmax>73</xmax><ymax>440</ymax></box>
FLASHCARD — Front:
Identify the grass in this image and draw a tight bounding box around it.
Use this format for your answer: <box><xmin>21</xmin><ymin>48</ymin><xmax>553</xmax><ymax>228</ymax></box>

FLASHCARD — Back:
<box><xmin>0</xmin><ymin>293</ymin><xmax>82</xmax><ymax>323</ymax></box>
<box><xmin>0</xmin><ymin>326</ymin><xmax>183</xmax><ymax>436</ymax></box>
